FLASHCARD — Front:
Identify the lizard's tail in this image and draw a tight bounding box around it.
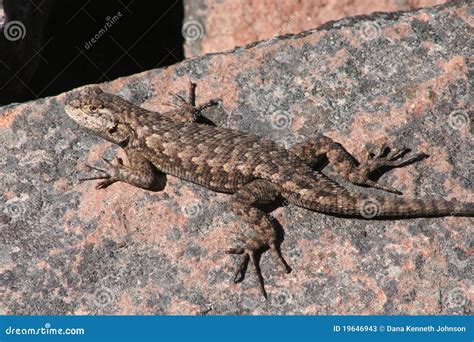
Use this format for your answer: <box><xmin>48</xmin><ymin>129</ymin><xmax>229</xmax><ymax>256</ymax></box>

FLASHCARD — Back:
<box><xmin>289</xmin><ymin>191</ymin><xmax>473</xmax><ymax>218</ymax></box>
<box><xmin>355</xmin><ymin>196</ymin><xmax>473</xmax><ymax>218</ymax></box>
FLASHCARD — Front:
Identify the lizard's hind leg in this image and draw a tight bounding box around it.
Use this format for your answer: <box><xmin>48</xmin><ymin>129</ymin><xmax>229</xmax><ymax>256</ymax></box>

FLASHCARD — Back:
<box><xmin>226</xmin><ymin>180</ymin><xmax>291</xmax><ymax>299</ymax></box>
<box><xmin>290</xmin><ymin>135</ymin><xmax>428</xmax><ymax>195</ymax></box>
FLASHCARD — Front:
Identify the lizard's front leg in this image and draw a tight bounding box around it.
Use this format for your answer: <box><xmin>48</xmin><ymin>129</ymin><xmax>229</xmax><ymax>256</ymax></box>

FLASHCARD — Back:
<box><xmin>290</xmin><ymin>135</ymin><xmax>427</xmax><ymax>194</ymax></box>
<box><xmin>163</xmin><ymin>81</ymin><xmax>218</xmax><ymax>123</ymax></box>
<box><xmin>81</xmin><ymin>149</ymin><xmax>158</xmax><ymax>190</ymax></box>
<box><xmin>226</xmin><ymin>180</ymin><xmax>291</xmax><ymax>299</ymax></box>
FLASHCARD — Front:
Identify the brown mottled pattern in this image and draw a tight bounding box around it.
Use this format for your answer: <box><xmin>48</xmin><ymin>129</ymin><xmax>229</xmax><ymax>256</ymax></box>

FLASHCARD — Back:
<box><xmin>64</xmin><ymin>82</ymin><xmax>473</xmax><ymax>297</ymax></box>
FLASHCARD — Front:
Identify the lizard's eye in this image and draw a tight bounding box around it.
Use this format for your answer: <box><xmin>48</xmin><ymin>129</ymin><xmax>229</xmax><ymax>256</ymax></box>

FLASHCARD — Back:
<box><xmin>89</xmin><ymin>105</ymin><xmax>98</xmax><ymax>112</ymax></box>
<box><xmin>108</xmin><ymin>125</ymin><xmax>118</xmax><ymax>134</ymax></box>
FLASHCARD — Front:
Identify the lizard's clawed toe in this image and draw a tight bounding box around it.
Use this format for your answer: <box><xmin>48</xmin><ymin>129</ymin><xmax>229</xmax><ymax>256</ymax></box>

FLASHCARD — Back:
<box><xmin>366</xmin><ymin>146</ymin><xmax>428</xmax><ymax>170</ymax></box>
<box><xmin>231</xmin><ymin>251</ymin><xmax>250</xmax><ymax>284</ymax></box>
<box><xmin>353</xmin><ymin>145</ymin><xmax>429</xmax><ymax>194</ymax></box>
<box><xmin>79</xmin><ymin>160</ymin><xmax>121</xmax><ymax>189</ymax></box>
<box><xmin>84</xmin><ymin>163</ymin><xmax>107</xmax><ymax>173</ymax></box>
<box><xmin>364</xmin><ymin>146</ymin><xmax>409</xmax><ymax>169</ymax></box>
<box><xmin>95</xmin><ymin>179</ymin><xmax>116</xmax><ymax>189</ymax></box>
<box><xmin>227</xmin><ymin>247</ymin><xmax>267</xmax><ymax>297</ymax></box>
<box><xmin>270</xmin><ymin>242</ymin><xmax>292</xmax><ymax>274</ymax></box>
<box><xmin>226</xmin><ymin>240</ymin><xmax>291</xmax><ymax>299</ymax></box>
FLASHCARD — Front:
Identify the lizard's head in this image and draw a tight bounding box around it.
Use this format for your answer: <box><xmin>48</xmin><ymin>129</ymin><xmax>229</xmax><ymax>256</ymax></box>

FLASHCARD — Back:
<box><xmin>65</xmin><ymin>85</ymin><xmax>132</xmax><ymax>145</ymax></box>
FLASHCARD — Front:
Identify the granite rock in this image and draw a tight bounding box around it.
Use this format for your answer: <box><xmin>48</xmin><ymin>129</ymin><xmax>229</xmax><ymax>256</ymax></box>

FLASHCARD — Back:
<box><xmin>183</xmin><ymin>0</ymin><xmax>448</xmax><ymax>57</ymax></box>
<box><xmin>0</xmin><ymin>1</ymin><xmax>472</xmax><ymax>314</ymax></box>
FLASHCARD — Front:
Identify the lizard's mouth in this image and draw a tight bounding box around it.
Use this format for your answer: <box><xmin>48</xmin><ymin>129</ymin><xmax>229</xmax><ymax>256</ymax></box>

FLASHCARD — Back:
<box><xmin>64</xmin><ymin>91</ymin><xmax>92</xmax><ymax>126</ymax></box>
<box><xmin>63</xmin><ymin>104</ymin><xmax>85</xmax><ymax>125</ymax></box>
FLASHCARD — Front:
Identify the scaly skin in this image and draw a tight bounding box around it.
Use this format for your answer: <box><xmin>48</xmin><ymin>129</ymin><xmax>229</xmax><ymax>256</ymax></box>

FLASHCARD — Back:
<box><xmin>64</xmin><ymin>83</ymin><xmax>473</xmax><ymax>298</ymax></box>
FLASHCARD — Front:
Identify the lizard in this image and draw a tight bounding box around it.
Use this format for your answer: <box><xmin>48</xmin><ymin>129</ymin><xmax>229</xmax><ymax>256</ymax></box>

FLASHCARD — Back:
<box><xmin>64</xmin><ymin>82</ymin><xmax>473</xmax><ymax>299</ymax></box>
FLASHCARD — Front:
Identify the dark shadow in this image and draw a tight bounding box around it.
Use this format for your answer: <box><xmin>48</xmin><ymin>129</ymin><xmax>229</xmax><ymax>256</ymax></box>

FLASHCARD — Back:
<box><xmin>0</xmin><ymin>0</ymin><xmax>184</xmax><ymax>105</ymax></box>
<box><xmin>148</xmin><ymin>167</ymin><xmax>168</xmax><ymax>192</ymax></box>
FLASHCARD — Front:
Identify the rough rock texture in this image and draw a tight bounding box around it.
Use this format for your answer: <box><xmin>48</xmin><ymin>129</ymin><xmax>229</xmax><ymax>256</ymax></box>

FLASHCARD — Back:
<box><xmin>183</xmin><ymin>0</ymin><xmax>448</xmax><ymax>57</ymax></box>
<box><xmin>0</xmin><ymin>1</ymin><xmax>472</xmax><ymax>314</ymax></box>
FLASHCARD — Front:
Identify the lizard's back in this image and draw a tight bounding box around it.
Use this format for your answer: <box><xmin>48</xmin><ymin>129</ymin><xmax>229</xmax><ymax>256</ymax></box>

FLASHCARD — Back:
<box><xmin>143</xmin><ymin>121</ymin><xmax>339</xmax><ymax>194</ymax></box>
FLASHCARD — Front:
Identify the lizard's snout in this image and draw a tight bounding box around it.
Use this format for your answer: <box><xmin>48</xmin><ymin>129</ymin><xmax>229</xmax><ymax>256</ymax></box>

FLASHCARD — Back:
<box><xmin>65</xmin><ymin>98</ymin><xmax>81</xmax><ymax>108</ymax></box>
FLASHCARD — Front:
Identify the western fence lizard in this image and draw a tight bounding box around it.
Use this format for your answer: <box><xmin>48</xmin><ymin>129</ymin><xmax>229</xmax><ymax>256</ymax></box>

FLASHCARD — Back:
<box><xmin>64</xmin><ymin>82</ymin><xmax>473</xmax><ymax>298</ymax></box>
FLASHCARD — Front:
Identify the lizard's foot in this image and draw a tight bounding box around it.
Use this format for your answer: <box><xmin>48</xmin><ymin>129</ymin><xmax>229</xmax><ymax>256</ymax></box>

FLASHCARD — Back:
<box><xmin>226</xmin><ymin>239</ymin><xmax>291</xmax><ymax>299</ymax></box>
<box><xmin>80</xmin><ymin>157</ymin><xmax>124</xmax><ymax>189</ymax></box>
<box><xmin>227</xmin><ymin>180</ymin><xmax>291</xmax><ymax>299</ymax></box>
<box><xmin>349</xmin><ymin>145</ymin><xmax>428</xmax><ymax>194</ymax></box>
<box><xmin>79</xmin><ymin>152</ymin><xmax>159</xmax><ymax>190</ymax></box>
<box><xmin>290</xmin><ymin>136</ymin><xmax>428</xmax><ymax>195</ymax></box>
<box><xmin>164</xmin><ymin>81</ymin><xmax>219</xmax><ymax>123</ymax></box>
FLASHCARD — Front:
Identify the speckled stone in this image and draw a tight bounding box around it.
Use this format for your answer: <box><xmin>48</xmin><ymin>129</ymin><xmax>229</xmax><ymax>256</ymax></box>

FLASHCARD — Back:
<box><xmin>183</xmin><ymin>0</ymin><xmax>448</xmax><ymax>57</ymax></box>
<box><xmin>0</xmin><ymin>1</ymin><xmax>472</xmax><ymax>314</ymax></box>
